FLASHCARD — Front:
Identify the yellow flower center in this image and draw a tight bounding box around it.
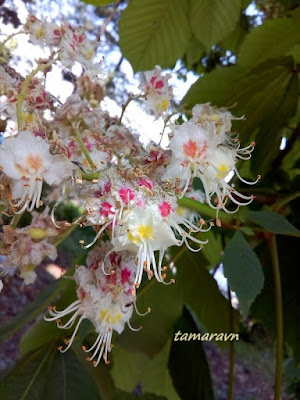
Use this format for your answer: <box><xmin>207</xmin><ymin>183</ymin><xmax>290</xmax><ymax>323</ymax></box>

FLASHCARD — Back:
<box><xmin>99</xmin><ymin>309</ymin><xmax>121</xmax><ymax>324</ymax></box>
<box><xmin>216</xmin><ymin>163</ymin><xmax>229</xmax><ymax>178</ymax></box>
<box><xmin>128</xmin><ymin>224</ymin><xmax>154</xmax><ymax>244</ymax></box>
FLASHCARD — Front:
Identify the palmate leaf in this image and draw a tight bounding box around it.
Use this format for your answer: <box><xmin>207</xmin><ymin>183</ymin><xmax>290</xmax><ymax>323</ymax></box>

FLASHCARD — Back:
<box><xmin>118</xmin><ymin>0</ymin><xmax>190</xmax><ymax>71</ymax></box>
<box><xmin>222</xmin><ymin>231</ymin><xmax>264</xmax><ymax>317</ymax></box>
<box><xmin>0</xmin><ymin>344</ymin><xmax>102</xmax><ymax>400</ymax></box>
<box><xmin>111</xmin><ymin>341</ymin><xmax>180</xmax><ymax>400</ymax></box>
<box><xmin>189</xmin><ymin>0</ymin><xmax>241</xmax><ymax>50</ymax></box>
<box><xmin>168</xmin><ymin>307</ymin><xmax>215</xmax><ymax>400</ymax></box>
<box><xmin>238</xmin><ymin>6</ymin><xmax>300</xmax><ymax>68</ymax></box>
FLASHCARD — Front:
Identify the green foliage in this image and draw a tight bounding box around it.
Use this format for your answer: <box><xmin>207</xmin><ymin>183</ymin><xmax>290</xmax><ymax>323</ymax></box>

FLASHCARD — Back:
<box><xmin>189</xmin><ymin>0</ymin><xmax>241</xmax><ymax>50</ymax></box>
<box><xmin>222</xmin><ymin>231</ymin><xmax>264</xmax><ymax>317</ymax></box>
<box><xmin>248</xmin><ymin>210</ymin><xmax>300</xmax><ymax>235</ymax></box>
<box><xmin>80</xmin><ymin>0</ymin><xmax>114</xmax><ymax>6</ymax></box>
<box><xmin>175</xmin><ymin>247</ymin><xmax>239</xmax><ymax>338</ymax></box>
<box><xmin>0</xmin><ymin>344</ymin><xmax>103</xmax><ymax>400</ymax></box>
<box><xmin>168</xmin><ymin>307</ymin><xmax>215</xmax><ymax>400</ymax></box>
<box><xmin>116</xmin><ymin>276</ymin><xmax>182</xmax><ymax>356</ymax></box>
<box><xmin>238</xmin><ymin>8</ymin><xmax>300</xmax><ymax>67</ymax></box>
<box><xmin>112</xmin><ymin>341</ymin><xmax>180</xmax><ymax>399</ymax></box>
<box><xmin>119</xmin><ymin>0</ymin><xmax>191</xmax><ymax>71</ymax></box>
<box><xmin>19</xmin><ymin>281</ymin><xmax>77</xmax><ymax>356</ymax></box>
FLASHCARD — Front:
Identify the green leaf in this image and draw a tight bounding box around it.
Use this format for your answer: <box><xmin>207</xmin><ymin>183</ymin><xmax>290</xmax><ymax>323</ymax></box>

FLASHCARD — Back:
<box><xmin>0</xmin><ymin>344</ymin><xmax>102</xmax><ymax>400</ymax></box>
<box><xmin>43</xmin><ymin>349</ymin><xmax>101</xmax><ymax>400</ymax></box>
<box><xmin>248</xmin><ymin>210</ymin><xmax>300</xmax><ymax>235</ymax></box>
<box><xmin>19</xmin><ymin>254</ymin><xmax>87</xmax><ymax>356</ymax></box>
<box><xmin>287</xmin><ymin>43</ymin><xmax>300</xmax><ymax>63</ymax></box>
<box><xmin>81</xmin><ymin>0</ymin><xmax>113</xmax><ymax>5</ymax></box>
<box><xmin>175</xmin><ymin>247</ymin><xmax>239</xmax><ymax>341</ymax></box>
<box><xmin>168</xmin><ymin>307</ymin><xmax>215</xmax><ymax>400</ymax></box>
<box><xmin>251</xmin><ymin>65</ymin><xmax>299</xmax><ymax>174</ymax></box>
<box><xmin>183</xmin><ymin>35</ymin><xmax>205</xmax><ymax>69</ymax></box>
<box><xmin>221</xmin><ymin>13</ymin><xmax>249</xmax><ymax>54</ymax></box>
<box><xmin>0</xmin><ymin>344</ymin><xmax>56</xmax><ymax>400</ymax></box>
<box><xmin>19</xmin><ymin>280</ymin><xmax>77</xmax><ymax>356</ymax></box>
<box><xmin>116</xmin><ymin>275</ymin><xmax>183</xmax><ymax>356</ymax></box>
<box><xmin>112</xmin><ymin>341</ymin><xmax>180</xmax><ymax>400</ymax></box>
<box><xmin>222</xmin><ymin>231</ymin><xmax>264</xmax><ymax>317</ymax></box>
<box><xmin>189</xmin><ymin>0</ymin><xmax>241</xmax><ymax>50</ymax></box>
<box><xmin>118</xmin><ymin>0</ymin><xmax>191</xmax><ymax>71</ymax></box>
<box><xmin>201</xmin><ymin>230</ymin><xmax>222</xmax><ymax>268</ymax></box>
<box><xmin>238</xmin><ymin>11</ymin><xmax>300</xmax><ymax>67</ymax></box>
<box><xmin>72</xmin><ymin>344</ymin><xmax>114</xmax><ymax>400</ymax></box>
<box><xmin>182</xmin><ymin>57</ymin><xmax>299</xmax><ymax>145</ymax></box>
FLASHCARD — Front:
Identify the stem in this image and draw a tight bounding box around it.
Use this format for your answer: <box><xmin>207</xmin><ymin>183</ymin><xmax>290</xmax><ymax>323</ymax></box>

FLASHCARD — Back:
<box><xmin>268</xmin><ymin>235</ymin><xmax>283</xmax><ymax>400</ymax></box>
<box><xmin>17</xmin><ymin>59</ymin><xmax>55</xmax><ymax>129</ymax></box>
<box><xmin>178</xmin><ymin>197</ymin><xmax>233</xmax><ymax>224</ymax></box>
<box><xmin>0</xmin><ymin>30</ymin><xmax>23</xmax><ymax>54</ymax></box>
<box><xmin>54</xmin><ymin>216</ymin><xmax>84</xmax><ymax>248</ymax></box>
<box><xmin>118</xmin><ymin>94</ymin><xmax>143</xmax><ymax>125</ymax></box>
<box><xmin>227</xmin><ymin>284</ymin><xmax>235</xmax><ymax>400</ymax></box>
<box><xmin>10</xmin><ymin>212</ymin><xmax>24</xmax><ymax>229</ymax></box>
<box><xmin>81</xmin><ymin>171</ymin><xmax>100</xmax><ymax>181</ymax></box>
<box><xmin>158</xmin><ymin>114</ymin><xmax>172</xmax><ymax>146</ymax></box>
<box><xmin>74</xmin><ymin>129</ymin><xmax>95</xmax><ymax>171</ymax></box>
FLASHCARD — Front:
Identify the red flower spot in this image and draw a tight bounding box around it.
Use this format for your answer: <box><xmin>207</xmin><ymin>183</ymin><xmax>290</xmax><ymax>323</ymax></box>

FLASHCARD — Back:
<box><xmin>118</xmin><ymin>188</ymin><xmax>135</xmax><ymax>204</ymax></box>
<box><xmin>159</xmin><ymin>201</ymin><xmax>172</xmax><ymax>218</ymax></box>
<box><xmin>121</xmin><ymin>267</ymin><xmax>132</xmax><ymax>284</ymax></box>
<box><xmin>104</xmin><ymin>181</ymin><xmax>111</xmax><ymax>194</ymax></box>
<box><xmin>138</xmin><ymin>177</ymin><xmax>154</xmax><ymax>190</ymax></box>
<box><xmin>99</xmin><ymin>202</ymin><xmax>115</xmax><ymax>217</ymax></box>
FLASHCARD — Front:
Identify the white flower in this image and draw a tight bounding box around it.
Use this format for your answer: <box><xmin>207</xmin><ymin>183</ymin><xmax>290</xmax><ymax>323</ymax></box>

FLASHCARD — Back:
<box><xmin>0</xmin><ymin>131</ymin><xmax>75</xmax><ymax>212</ymax></box>
<box><xmin>162</xmin><ymin>121</ymin><xmax>211</xmax><ymax>195</ymax></box>
<box><xmin>140</xmin><ymin>66</ymin><xmax>172</xmax><ymax>117</ymax></box>
<box><xmin>112</xmin><ymin>207</ymin><xmax>179</xmax><ymax>286</ymax></box>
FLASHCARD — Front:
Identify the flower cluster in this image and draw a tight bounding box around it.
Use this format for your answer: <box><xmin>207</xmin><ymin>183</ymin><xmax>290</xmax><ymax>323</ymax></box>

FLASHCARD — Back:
<box><xmin>45</xmin><ymin>243</ymin><xmax>142</xmax><ymax>366</ymax></box>
<box><xmin>162</xmin><ymin>103</ymin><xmax>260</xmax><ymax>212</ymax></box>
<box><xmin>0</xmin><ymin>17</ymin><xmax>258</xmax><ymax>365</ymax></box>
<box><xmin>139</xmin><ymin>65</ymin><xmax>173</xmax><ymax>117</ymax></box>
